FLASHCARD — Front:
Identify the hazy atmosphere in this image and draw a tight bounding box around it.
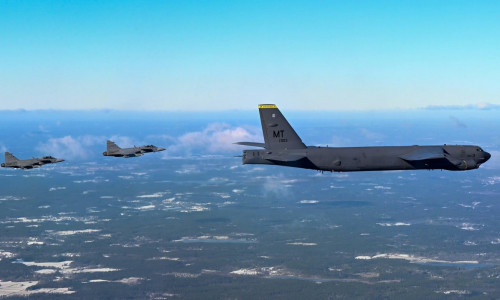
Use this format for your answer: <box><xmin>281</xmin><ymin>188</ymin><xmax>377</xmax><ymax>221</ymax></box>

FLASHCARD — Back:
<box><xmin>1</xmin><ymin>0</ymin><xmax>500</xmax><ymax>111</ymax></box>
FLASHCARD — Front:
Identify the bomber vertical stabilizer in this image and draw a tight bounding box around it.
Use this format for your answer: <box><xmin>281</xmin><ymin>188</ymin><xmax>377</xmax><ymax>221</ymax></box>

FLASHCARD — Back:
<box><xmin>258</xmin><ymin>104</ymin><xmax>306</xmax><ymax>150</ymax></box>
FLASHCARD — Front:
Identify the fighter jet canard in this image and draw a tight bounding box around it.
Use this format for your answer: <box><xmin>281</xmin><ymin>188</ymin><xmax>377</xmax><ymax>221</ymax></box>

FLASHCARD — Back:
<box><xmin>102</xmin><ymin>140</ymin><xmax>166</xmax><ymax>158</ymax></box>
<box><xmin>236</xmin><ymin>104</ymin><xmax>491</xmax><ymax>172</ymax></box>
<box><xmin>1</xmin><ymin>152</ymin><xmax>64</xmax><ymax>170</ymax></box>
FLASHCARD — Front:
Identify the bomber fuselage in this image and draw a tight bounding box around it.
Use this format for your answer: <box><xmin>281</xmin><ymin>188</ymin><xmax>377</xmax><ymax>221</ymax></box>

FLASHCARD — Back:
<box><xmin>243</xmin><ymin>145</ymin><xmax>490</xmax><ymax>172</ymax></box>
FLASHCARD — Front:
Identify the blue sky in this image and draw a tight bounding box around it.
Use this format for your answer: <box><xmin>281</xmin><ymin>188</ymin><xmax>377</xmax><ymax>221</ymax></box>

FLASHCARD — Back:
<box><xmin>1</xmin><ymin>1</ymin><xmax>499</xmax><ymax>111</ymax></box>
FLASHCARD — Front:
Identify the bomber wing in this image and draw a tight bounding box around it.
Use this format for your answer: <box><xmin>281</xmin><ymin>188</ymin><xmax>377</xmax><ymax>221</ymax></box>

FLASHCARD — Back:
<box><xmin>399</xmin><ymin>146</ymin><xmax>478</xmax><ymax>170</ymax></box>
<box><xmin>263</xmin><ymin>150</ymin><xmax>317</xmax><ymax>169</ymax></box>
<box><xmin>399</xmin><ymin>147</ymin><xmax>445</xmax><ymax>161</ymax></box>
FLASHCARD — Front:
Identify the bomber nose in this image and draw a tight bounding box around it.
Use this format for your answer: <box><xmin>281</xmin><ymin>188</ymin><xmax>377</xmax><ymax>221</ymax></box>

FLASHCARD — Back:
<box><xmin>158</xmin><ymin>147</ymin><xmax>166</xmax><ymax>151</ymax></box>
<box><xmin>484</xmin><ymin>151</ymin><xmax>491</xmax><ymax>162</ymax></box>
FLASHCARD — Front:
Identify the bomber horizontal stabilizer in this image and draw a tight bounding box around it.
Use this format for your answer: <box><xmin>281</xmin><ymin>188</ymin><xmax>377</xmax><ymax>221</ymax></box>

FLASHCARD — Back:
<box><xmin>234</xmin><ymin>142</ymin><xmax>266</xmax><ymax>148</ymax></box>
<box><xmin>399</xmin><ymin>147</ymin><xmax>445</xmax><ymax>161</ymax></box>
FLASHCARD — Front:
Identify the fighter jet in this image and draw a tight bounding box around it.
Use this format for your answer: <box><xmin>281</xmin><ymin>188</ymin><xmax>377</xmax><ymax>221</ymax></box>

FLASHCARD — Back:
<box><xmin>102</xmin><ymin>140</ymin><xmax>165</xmax><ymax>158</ymax></box>
<box><xmin>1</xmin><ymin>152</ymin><xmax>64</xmax><ymax>169</ymax></box>
<box><xmin>236</xmin><ymin>105</ymin><xmax>491</xmax><ymax>172</ymax></box>
<box><xmin>139</xmin><ymin>144</ymin><xmax>166</xmax><ymax>153</ymax></box>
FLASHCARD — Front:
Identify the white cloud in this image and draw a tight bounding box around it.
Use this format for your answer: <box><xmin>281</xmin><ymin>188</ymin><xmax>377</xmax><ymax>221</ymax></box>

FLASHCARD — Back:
<box><xmin>36</xmin><ymin>135</ymin><xmax>94</xmax><ymax>160</ymax></box>
<box><xmin>79</xmin><ymin>135</ymin><xmax>104</xmax><ymax>146</ymax></box>
<box><xmin>355</xmin><ymin>253</ymin><xmax>478</xmax><ymax>265</ymax></box>
<box><xmin>35</xmin><ymin>123</ymin><xmax>261</xmax><ymax>160</ymax></box>
<box><xmin>35</xmin><ymin>134</ymin><xmax>144</xmax><ymax>160</ymax></box>
<box><xmin>167</xmin><ymin>123</ymin><xmax>261</xmax><ymax>155</ymax></box>
<box><xmin>260</xmin><ymin>174</ymin><xmax>294</xmax><ymax>197</ymax></box>
<box><xmin>425</xmin><ymin>103</ymin><xmax>500</xmax><ymax>110</ymax></box>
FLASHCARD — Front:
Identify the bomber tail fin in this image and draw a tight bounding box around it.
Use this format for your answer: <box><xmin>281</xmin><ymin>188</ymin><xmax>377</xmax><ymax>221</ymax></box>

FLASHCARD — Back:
<box><xmin>258</xmin><ymin>104</ymin><xmax>306</xmax><ymax>150</ymax></box>
<box><xmin>5</xmin><ymin>152</ymin><xmax>19</xmax><ymax>163</ymax></box>
<box><xmin>106</xmin><ymin>140</ymin><xmax>121</xmax><ymax>153</ymax></box>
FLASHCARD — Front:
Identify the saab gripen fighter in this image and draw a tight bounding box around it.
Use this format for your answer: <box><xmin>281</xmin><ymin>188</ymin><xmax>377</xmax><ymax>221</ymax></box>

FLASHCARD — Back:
<box><xmin>102</xmin><ymin>140</ymin><xmax>165</xmax><ymax>158</ymax></box>
<box><xmin>1</xmin><ymin>152</ymin><xmax>64</xmax><ymax>169</ymax></box>
<box><xmin>236</xmin><ymin>105</ymin><xmax>491</xmax><ymax>172</ymax></box>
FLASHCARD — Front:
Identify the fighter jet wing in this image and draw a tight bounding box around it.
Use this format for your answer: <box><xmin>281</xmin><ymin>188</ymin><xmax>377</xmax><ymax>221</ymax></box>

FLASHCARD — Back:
<box><xmin>399</xmin><ymin>147</ymin><xmax>445</xmax><ymax>161</ymax></box>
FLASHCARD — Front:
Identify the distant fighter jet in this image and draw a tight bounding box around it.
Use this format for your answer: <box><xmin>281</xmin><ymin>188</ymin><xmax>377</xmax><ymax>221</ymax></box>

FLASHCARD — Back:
<box><xmin>1</xmin><ymin>152</ymin><xmax>64</xmax><ymax>169</ymax></box>
<box><xmin>236</xmin><ymin>105</ymin><xmax>491</xmax><ymax>172</ymax></box>
<box><xmin>102</xmin><ymin>140</ymin><xmax>165</xmax><ymax>158</ymax></box>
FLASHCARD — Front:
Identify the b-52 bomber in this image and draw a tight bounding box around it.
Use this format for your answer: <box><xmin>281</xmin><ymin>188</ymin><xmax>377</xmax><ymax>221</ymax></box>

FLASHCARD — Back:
<box><xmin>236</xmin><ymin>104</ymin><xmax>491</xmax><ymax>172</ymax></box>
<box><xmin>102</xmin><ymin>140</ymin><xmax>165</xmax><ymax>158</ymax></box>
<box><xmin>1</xmin><ymin>152</ymin><xmax>64</xmax><ymax>169</ymax></box>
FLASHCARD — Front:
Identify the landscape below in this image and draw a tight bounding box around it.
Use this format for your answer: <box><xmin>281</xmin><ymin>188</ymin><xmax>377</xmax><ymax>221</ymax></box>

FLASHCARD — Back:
<box><xmin>0</xmin><ymin>109</ymin><xmax>499</xmax><ymax>299</ymax></box>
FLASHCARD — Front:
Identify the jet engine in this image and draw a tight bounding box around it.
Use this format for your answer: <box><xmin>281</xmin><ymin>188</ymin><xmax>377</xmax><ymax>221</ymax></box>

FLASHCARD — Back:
<box><xmin>455</xmin><ymin>159</ymin><xmax>478</xmax><ymax>170</ymax></box>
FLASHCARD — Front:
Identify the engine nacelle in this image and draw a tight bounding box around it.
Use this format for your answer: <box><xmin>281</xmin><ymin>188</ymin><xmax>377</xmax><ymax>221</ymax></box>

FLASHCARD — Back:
<box><xmin>456</xmin><ymin>159</ymin><xmax>478</xmax><ymax>170</ymax></box>
<box><xmin>242</xmin><ymin>150</ymin><xmax>273</xmax><ymax>165</ymax></box>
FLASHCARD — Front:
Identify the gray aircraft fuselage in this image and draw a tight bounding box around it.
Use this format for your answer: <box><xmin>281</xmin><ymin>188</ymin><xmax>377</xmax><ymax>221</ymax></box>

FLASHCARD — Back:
<box><xmin>102</xmin><ymin>140</ymin><xmax>166</xmax><ymax>158</ymax></box>
<box><xmin>238</xmin><ymin>105</ymin><xmax>491</xmax><ymax>172</ymax></box>
<box><xmin>1</xmin><ymin>152</ymin><xmax>64</xmax><ymax>170</ymax></box>
<box><xmin>243</xmin><ymin>145</ymin><xmax>490</xmax><ymax>172</ymax></box>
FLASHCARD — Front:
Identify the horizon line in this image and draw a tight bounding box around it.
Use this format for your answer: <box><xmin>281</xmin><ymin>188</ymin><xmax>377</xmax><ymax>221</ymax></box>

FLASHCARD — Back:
<box><xmin>1</xmin><ymin>103</ymin><xmax>499</xmax><ymax>113</ymax></box>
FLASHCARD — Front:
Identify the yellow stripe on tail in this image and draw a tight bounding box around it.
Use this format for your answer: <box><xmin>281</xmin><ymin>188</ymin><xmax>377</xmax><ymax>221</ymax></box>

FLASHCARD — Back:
<box><xmin>258</xmin><ymin>104</ymin><xmax>277</xmax><ymax>109</ymax></box>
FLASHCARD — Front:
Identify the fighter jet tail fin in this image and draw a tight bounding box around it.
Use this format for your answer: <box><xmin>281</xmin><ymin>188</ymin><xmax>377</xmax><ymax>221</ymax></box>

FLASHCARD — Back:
<box><xmin>258</xmin><ymin>104</ymin><xmax>306</xmax><ymax>150</ymax></box>
<box><xmin>5</xmin><ymin>152</ymin><xmax>19</xmax><ymax>163</ymax></box>
<box><xmin>107</xmin><ymin>140</ymin><xmax>121</xmax><ymax>153</ymax></box>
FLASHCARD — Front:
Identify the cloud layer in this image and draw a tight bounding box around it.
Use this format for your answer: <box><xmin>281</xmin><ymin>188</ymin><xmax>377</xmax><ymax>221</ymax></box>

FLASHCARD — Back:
<box><xmin>35</xmin><ymin>123</ymin><xmax>261</xmax><ymax>160</ymax></box>
<box><xmin>36</xmin><ymin>135</ymin><xmax>102</xmax><ymax>160</ymax></box>
<box><xmin>425</xmin><ymin>103</ymin><xmax>500</xmax><ymax>110</ymax></box>
<box><xmin>167</xmin><ymin>123</ymin><xmax>261</xmax><ymax>156</ymax></box>
<box><xmin>36</xmin><ymin>135</ymin><xmax>140</xmax><ymax>160</ymax></box>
